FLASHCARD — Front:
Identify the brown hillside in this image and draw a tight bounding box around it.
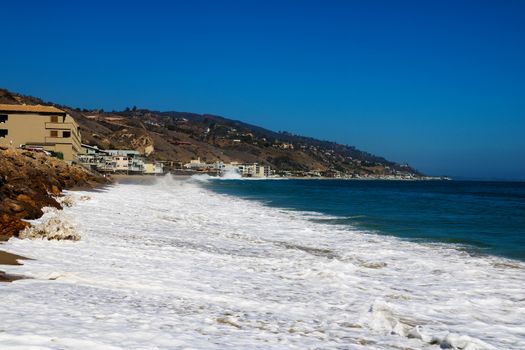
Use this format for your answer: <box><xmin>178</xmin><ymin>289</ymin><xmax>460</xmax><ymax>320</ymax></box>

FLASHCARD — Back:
<box><xmin>0</xmin><ymin>88</ymin><xmax>423</xmax><ymax>177</ymax></box>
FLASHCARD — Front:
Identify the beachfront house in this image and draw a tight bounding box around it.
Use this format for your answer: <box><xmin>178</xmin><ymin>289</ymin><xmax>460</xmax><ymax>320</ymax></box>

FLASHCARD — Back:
<box><xmin>183</xmin><ymin>158</ymin><xmax>208</xmax><ymax>170</ymax></box>
<box><xmin>144</xmin><ymin>162</ymin><xmax>164</xmax><ymax>175</ymax></box>
<box><xmin>78</xmin><ymin>144</ymin><xmax>114</xmax><ymax>172</ymax></box>
<box><xmin>0</xmin><ymin>104</ymin><xmax>81</xmax><ymax>162</ymax></box>
<box><xmin>106</xmin><ymin>149</ymin><xmax>145</xmax><ymax>174</ymax></box>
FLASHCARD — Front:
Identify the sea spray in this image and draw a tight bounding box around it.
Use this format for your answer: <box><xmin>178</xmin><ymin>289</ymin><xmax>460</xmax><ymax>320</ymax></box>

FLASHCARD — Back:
<box><xmin>220</xmin><ymin>167</ymin><xmax>243</xmax><ymax>180</ymax></box>
<box><xmin>18</xmin><ymin>207</ymin><xmax>80</xmax><ymax>241</ymax></box>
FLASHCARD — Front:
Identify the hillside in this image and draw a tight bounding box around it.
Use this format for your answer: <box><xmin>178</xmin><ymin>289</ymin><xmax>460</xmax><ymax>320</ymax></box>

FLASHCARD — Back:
<box><xmin>0</xmin><ymin>88</ymin><xmax>423</xmax><ymax>177</ymax></box>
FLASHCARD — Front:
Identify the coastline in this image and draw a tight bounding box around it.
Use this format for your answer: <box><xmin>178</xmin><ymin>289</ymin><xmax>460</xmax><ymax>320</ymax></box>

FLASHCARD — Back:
<box><xmin>0</xmin><ymin>173</ymin><xmax>189</xmax><ymax>282</ymax></box>
<box><xmin>1</xmin><ymin>177</ymin><xmax>523</xmax><ymax>349</ymax></box>
<box><xmin>0</xmin><ymin>148</ymin><xmax>110</xmax><ymax>281</ymax></box>
<box><xmin>0</xmin><ymin>148</ymin><xmax>109</xmax><ymax>241</ymax></box>
<box><xmin>273</xmin><ymin>176</ymin><xmax>450</xmax><ymax>181</ymax></box>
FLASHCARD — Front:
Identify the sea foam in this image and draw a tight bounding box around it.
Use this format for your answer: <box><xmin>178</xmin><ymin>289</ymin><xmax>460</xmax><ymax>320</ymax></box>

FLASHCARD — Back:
<box><xmin>1</xmin><ymin>175</ymin><xmax>524</xmax><ymax>349</ymax></box>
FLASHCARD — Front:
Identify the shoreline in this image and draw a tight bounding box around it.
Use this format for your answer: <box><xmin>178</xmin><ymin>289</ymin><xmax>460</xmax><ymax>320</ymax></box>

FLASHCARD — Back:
<box><xmin>2</xmin><ymin>177</ymin><xmax>522</xmax><ymax>349</ymax></box>
<box><xmin>0</xmin><ymin>149</ymin><xmax>110</xmax><ymax>280</ymax></box>
<box><xmin>0</xmin><ymin>148</ymin><xmax>109</xmax><ymax>241</ymax></box>
<box><xmin>0</xmin><ymin>173</ymin><xmax>187</xmax><ymax>280</ymax></box>
<box><xmin>272</xmin><ymin>176</ymin><xmax>451</xmax><ymax>181</ymax></box>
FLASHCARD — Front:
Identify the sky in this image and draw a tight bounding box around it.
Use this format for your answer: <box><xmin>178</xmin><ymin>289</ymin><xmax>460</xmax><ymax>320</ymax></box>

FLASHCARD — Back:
<box><xmin>1</xmin><ymin>0</ymin><xmax>524</xmax><ymax>180</ymax></box>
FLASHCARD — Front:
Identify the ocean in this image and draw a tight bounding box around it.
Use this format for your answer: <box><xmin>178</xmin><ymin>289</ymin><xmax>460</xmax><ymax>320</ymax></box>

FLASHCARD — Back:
<box><xmin>203</xmin><ymin>179</ymin><xmax>525</xmax><ymax>261</ymax></box>
<box><xmin>1</xmin><ymin>176</ymin><xmax>524</xmax><ymax>349</ymax></box>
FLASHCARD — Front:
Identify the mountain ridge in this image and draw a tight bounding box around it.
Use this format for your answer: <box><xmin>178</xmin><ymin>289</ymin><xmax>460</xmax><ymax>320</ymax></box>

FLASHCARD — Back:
<box><xmin>0</xmin><ymin>88</ymin><xmax>424</xmax><ymax>178</ymax></box>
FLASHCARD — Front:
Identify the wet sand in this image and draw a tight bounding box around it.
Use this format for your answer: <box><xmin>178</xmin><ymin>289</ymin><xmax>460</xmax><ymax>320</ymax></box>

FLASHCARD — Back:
<box><xmin>0</xmin><ymin>250</ymin><xmax>30</xmax><ymax>282</ymax></box>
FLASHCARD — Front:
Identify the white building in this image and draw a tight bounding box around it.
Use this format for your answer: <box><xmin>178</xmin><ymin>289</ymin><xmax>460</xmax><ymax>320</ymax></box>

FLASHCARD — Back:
<box><xmin>225</xmin><ymin>162</ymin><xmax>271</xmax><ymax>178</ymax></box>
<box><xmin>106</xmin><ymin>149</ymin><xmax>145</xmax><ymax>173</ymax></box>
<box><xmin>78</xmin><ymin>144</ymin><xmax>114</xmax><ymax>172</ymax></box>
<box><xmin>183</xmin><ymin>157</ymin><xmax>208</xmax><ymax>170</ymax></box>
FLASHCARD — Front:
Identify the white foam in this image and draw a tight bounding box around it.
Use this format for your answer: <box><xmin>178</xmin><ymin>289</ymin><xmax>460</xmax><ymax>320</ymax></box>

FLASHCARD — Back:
<box><xmin>2</xmin><ymin>175</ymin><xmax>524</xmax><ymax>349</ymax></box>
<box><xmin>220</xmin><ymin>168</ymin><xmax>243</xmax><ymax>180</ymax></box>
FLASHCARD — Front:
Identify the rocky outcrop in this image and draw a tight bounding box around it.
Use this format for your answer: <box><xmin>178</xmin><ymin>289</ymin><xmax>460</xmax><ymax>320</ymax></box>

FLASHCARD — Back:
<box><xmin>0</xmin><ymin>214</ymin><xmax>29</xmax><ymax>241</ymax></box>
<box><xmin>0</xmin><ymin>147</ymin><xmax>109</xmax><ymax>240</ymax></box>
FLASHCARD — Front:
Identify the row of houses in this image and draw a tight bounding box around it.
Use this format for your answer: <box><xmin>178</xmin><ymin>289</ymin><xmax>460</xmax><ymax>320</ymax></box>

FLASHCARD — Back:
<box><xmin>0</xmin><ymin>104</ymin><xmax>272</xmax><ymax>177</ymax></box>
<box><xmin>0</xmin><ymin>104</ymin><xmax>163</xmax><ymax>174</ymax></box>
<box><xmin>184</xmin><ymin>158</ymin><xmax>272</xmax><ymax>178</ymax></box>
<box><xmin>79</xmin><ymin>145</ymin><xmax>164</xmax><ymax>174</ymax></box>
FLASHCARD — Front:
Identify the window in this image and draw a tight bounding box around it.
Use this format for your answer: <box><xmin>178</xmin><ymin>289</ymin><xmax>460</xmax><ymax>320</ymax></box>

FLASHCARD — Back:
<box><xmin>0</xmin><ymin>114</ymin><xmax>7</xmax><ymax>123</ymax></box>
<box><xmin>51</xmin><ymin>116</ymin><xmax>58</xmax><ymax>123</ymax></box>
<box><xmin>63</xmin><ymin>131</ymin><xmax>71</xmax><ymax>138</ymax></box>
<box><xmin>50</xmin><ymin>130</ymin><xmax>58</xmax><ymax>137</ymax></box>
<box><xmin>0</xmin><ymin>129</ymin><xmax>7</xmax><ymax>138</ymax></box>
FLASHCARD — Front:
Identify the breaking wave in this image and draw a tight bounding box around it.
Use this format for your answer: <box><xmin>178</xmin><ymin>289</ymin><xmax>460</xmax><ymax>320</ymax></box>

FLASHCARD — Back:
<box><xmin>2</xmin><ymin>177</ymin><xmax>524</xmax><ymax>349</ymax></box>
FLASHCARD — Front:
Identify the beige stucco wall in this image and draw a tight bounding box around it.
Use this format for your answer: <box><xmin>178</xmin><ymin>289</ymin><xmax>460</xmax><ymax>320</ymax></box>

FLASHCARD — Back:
<box><xmin>0</xmin><ymin>113</ymin><xmax>81</xmax><ymax>161</ymax></box>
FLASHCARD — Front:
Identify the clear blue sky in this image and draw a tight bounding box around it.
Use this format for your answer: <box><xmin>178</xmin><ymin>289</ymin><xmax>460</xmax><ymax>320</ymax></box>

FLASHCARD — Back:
<box><xmin>1</xmin><ymin>0</ymin><xmax>524</xmax><ymax>180</ymax></box>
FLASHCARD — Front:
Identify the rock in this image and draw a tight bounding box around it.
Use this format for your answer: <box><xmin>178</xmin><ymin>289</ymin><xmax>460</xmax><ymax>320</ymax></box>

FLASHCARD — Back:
<box><xmin>0</xmin><ymin>214</ymin><xmax>30</xmax><ymax>241</ymax></box>
<box><xmin>0</xmin><ymin>148</ymin><xmax>109</xmax><ymax>239</ymax></box>
<box><xmin>16</xmin><ymin>194</ymin><xmax>37</xmax><ymax>207</ymax></box>
<box><xmin>50</xmin><ymin>185</ymin><xmax>61</xmax><ymax>196</ymax></box>
<box><xmin>5</xmin><ymin>200</ymin><xmax>25</xmax><ymax>213</ymax></box>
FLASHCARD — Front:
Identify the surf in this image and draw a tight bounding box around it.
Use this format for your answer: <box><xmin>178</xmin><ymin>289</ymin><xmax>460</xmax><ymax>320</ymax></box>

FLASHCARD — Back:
<box><xmin>1</xmin><ymin>178</ymin><xmax>523</xmax><ymax>349</ymax></box>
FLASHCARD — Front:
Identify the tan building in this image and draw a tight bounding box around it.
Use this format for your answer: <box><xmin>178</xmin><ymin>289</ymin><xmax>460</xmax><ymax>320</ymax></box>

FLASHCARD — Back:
<box><xmin>0</xmin><ymin>104</ymin><xmax>81</xmax><ymax>162</ymax></box>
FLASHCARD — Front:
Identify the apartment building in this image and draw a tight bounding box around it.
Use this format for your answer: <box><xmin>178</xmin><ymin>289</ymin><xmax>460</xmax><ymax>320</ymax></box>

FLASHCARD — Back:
<box><xmin>0</xmin><ymin>104</ymin><xmax>81</xmax><ymax>162</ymax></box>
<box><xmin>226</xmin><ymin>162</ymin><xmax>271</xmax><ymax>178</ymax></box>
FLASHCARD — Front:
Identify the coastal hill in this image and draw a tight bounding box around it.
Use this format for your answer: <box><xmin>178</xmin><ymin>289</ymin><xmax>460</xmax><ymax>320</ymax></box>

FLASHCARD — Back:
<box><xmin>0</xmin><ymin>88</ymin><xmax>422</xmax><ymax>177</ymax></box>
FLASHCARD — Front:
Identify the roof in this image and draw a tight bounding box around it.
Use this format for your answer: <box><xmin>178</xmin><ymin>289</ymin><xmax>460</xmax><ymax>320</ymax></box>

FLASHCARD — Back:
<box><xmin>0</xmin><ymin>104</ymin><xmax>66</xmax><ymax>115</ymax></box>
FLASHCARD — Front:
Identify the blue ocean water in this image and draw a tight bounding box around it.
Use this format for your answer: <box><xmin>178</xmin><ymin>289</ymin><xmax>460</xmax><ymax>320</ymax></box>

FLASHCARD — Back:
<box><xmin>204</xmin><ymin>180</ymin><xmax>525</xmax><ymax>261</ymax></box>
